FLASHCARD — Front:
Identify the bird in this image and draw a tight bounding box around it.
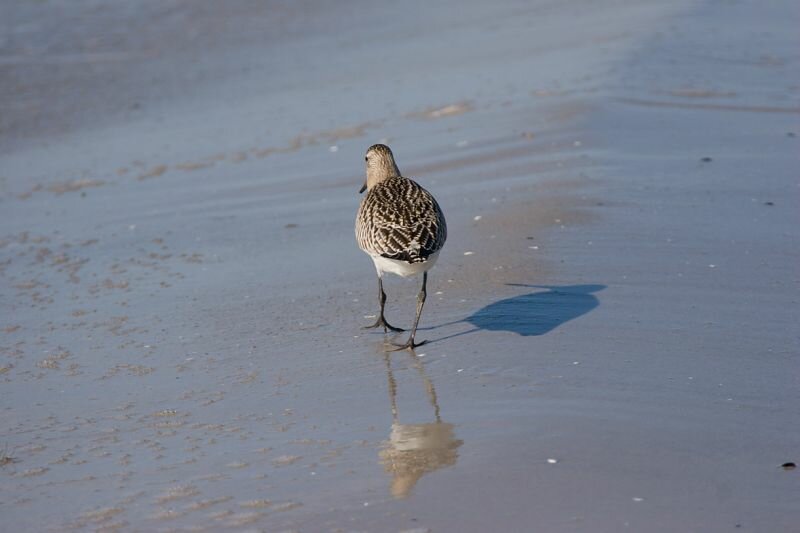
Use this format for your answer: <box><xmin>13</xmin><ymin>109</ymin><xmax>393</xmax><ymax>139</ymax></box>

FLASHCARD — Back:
<box><xmin>355</xmin><ymin>144</ymin><xmax>447</xmax><ymax>350</ymax></box>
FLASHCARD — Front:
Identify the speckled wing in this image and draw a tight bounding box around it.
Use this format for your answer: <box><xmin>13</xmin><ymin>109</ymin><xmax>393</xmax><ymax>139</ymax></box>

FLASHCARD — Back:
<box><xmin>356</xmin><ymin>176</ymin><xmax>447</xmax><ymax>263</ymax></box>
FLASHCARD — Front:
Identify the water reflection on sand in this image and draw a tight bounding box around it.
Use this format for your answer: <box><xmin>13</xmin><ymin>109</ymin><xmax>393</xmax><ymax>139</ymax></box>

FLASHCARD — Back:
<box><xmin>379</xmin><ymin>351</ymin><xmax>463</xmax><ymax>499</ymax></box>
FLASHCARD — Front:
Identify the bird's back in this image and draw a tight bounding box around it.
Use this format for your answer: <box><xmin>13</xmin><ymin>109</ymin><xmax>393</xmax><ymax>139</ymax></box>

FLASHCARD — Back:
<box><xmin>356</xmin><ymin>176</ymin><xmax>446</xmax><ymax>264</ymax></box>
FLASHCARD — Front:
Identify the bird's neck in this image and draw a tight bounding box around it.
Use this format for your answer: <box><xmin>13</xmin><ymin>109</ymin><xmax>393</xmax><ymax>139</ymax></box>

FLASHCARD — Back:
<box><xmin>367</xmin><ymin>166</ymin><xmax>401</xmax><ymax>190</ymax></box>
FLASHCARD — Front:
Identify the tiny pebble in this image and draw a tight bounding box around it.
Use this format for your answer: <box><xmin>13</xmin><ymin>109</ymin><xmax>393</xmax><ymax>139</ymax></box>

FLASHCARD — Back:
<box><xmin>547</xmin><ymin>458</ymin><xmax>557</xmax><ymax>464</ymax></box>
<box><xmin>701</xmin><ymin>156</ymin><xmax>713</xmax><ymax>162</ymax></box>
<box><xmin>457</xmin><ymin>369</ymin><xmax>464</xmax><ymax>373</ymax></box>
<box><xmin>473</xmin><ymin>215</ymin><xmax>482</xmax><ymax>221</ymax></box>
<box><xmin>781</xmin><ymin>462</ymin><xmax>796</xmax><ymax>470</ymax></box>
<box><xmin>633</xmin><ymin>497</ymin><xmax>644</xmax><ymax>502</ymax></box>
<box><xmin>464</xmin><ymin>251</ymin><xmax>474</xmax><ymax>256</ymax></box>
<box><xmin>328</xmin><ymin>145</ymin><xmax>338</xmax><ymax>153</ymax></box>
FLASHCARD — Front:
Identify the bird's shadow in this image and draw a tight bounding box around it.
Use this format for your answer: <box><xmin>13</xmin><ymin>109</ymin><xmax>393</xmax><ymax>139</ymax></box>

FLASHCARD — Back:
<box><xmin>427</xmin><ymin>283</ymin><xmax>605</xmax><ymax>342</ymax></box>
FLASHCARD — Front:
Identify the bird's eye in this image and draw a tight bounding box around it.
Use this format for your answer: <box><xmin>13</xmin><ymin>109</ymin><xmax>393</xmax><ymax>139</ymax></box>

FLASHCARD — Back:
<box><xmin>365</xmin><ymin>157</ymin><xmax>369</xmax><ymax>162</ymax></box>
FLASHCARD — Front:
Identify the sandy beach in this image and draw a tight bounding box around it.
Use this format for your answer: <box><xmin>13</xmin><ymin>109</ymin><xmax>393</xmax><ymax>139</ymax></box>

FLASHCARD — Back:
<box><xmin>2</xmin><ymin>0</ymin><xmax>798</xmax><ymax>531</ymax></box>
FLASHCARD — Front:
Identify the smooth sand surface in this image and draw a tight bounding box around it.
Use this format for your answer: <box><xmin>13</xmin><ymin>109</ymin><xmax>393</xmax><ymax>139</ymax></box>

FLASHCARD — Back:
<box><xmin>2</xmin><ymin>1</ymin><xmax>798</xmax><ymax>531</ymax></box>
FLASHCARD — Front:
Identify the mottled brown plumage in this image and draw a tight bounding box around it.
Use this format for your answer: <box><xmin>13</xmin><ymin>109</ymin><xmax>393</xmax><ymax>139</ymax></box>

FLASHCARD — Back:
<box><xmin>356</xmin><ymin>175</ymin><xmax>447</xmax><ymax>264</ymax></box>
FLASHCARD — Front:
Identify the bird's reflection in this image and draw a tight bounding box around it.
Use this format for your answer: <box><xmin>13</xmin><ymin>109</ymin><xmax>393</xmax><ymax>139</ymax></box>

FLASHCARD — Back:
<box><xmin>379</xmin><ymin>351</ymin><xmax>463</xmax><ymax>499</ymax></box>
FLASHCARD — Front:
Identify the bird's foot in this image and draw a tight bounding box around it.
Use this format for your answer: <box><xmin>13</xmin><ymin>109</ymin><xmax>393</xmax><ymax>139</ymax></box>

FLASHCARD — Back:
<box><xmin>362</xmin><ymin>316</ymin><xmax>405</xmax><ymax>333</ymax></box>
<box><xmin>388</xmin><ymin>337</ymin><xmax>427</xmax><ymax>351</ymax></box>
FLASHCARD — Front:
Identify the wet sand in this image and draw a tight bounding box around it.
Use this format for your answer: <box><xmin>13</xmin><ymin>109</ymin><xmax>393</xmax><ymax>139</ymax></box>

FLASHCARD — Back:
<box><xmin>2</xmin><ymin>0</ymin><xmax>798</xmax><ymax>531</ymax></box>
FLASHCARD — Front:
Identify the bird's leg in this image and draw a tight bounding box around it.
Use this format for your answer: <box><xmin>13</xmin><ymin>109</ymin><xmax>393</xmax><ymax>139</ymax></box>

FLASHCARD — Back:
<box><xmin>392</xmin><ymin>272</ymin><xmax>427</xmax><ymax>350</ymax></box>
<box><xmin>363</xmin><ymin>275</ymin><xmax>405</xmax><ymax>332</ymax></box>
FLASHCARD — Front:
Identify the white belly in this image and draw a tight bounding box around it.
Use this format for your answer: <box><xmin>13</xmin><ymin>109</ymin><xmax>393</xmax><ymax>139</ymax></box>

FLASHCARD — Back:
<box><xmin>371</xmin><ymin>251</ymin><xmax>439</xmax><ymax>278</ymax></box>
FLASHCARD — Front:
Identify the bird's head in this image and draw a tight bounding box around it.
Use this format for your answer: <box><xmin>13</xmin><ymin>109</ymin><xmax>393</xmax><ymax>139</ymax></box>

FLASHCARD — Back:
<box><xmin>361</xmin><ymin>144</ymin><xmax>401</xmax><ymax>193</ymax></box>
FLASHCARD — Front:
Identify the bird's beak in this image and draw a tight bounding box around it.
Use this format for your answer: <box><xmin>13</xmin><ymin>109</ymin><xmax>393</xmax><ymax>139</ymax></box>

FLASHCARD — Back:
<box><xmin>359</xmin><ymin>182</ymin><xmax>367</xmax><ymax>194</ymax></box>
